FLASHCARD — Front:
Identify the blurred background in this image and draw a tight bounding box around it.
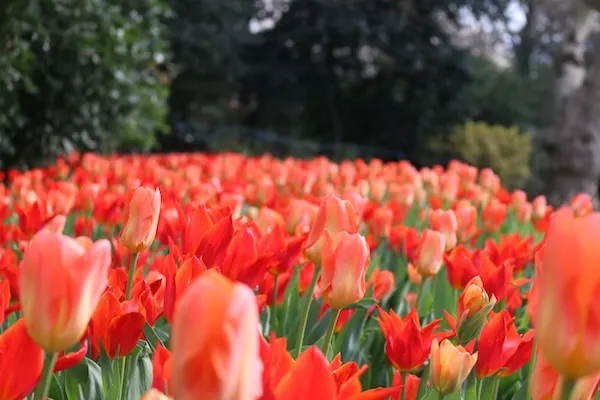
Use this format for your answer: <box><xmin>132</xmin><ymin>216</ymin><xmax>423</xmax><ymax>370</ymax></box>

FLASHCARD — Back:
<box><xmin>1</xmin><ymin>0</ymin><xmax>599</xmax><ymax>205</ymax></box>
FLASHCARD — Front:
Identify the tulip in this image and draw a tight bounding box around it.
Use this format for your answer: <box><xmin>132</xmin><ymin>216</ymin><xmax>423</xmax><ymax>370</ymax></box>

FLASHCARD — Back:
<box><xmin>536</xmin><ymin>207</ymin><xmax>600</xmax><ymax>379</ymax></box>
<box><xmin>171</xmin><ymin>270</ymin><xmax>263</xmax><ymax>400</ymax></box>
<box><xmin>119</xmin><ymin>186</ymin><xmax>161</xmax><ymax>253</ymax></box>
<box><xmin>20</xmin><ymin>230</ymin><xmax>111</xmax><ymax>352</ymax></box>
<box><xmin>0</xmin><ymin>319</ymin><xmax>44</xmax><ymax>400</ymax></box>
<box><xmin>89</xmin><ymin>290</ymin><xmax>146</xmax><ymax>359</ymax></box>
<box><xmin>532</xmin><ymin>195</ymin><xmax>548</xmax><ymax>220</ymax></box>
<box><xmin>429</xmin><ymin>209</ymin><xmax>458</xmax><ymax>251</ymax></box>
<box><xmin>151</xmin><ymin>344</ymin><xmax>173</xmax><ymax>395</ymax></box>
<box><xmin>304</xmin><ymin>195</ymin><xmax>358</xmax><ymax>265</ymax></box>
<box><xmin>530</xmin><ymin>352</ymin><xmax>600</xmax><ymax>400</ymax></box>
<box><xmin>414</xmin><ymin>229</ymin><xmax>446</xmax><ymax>277</ymax></box>
<box><xmin>378</xmin><ymin>308</ymin><xmax>441</xmax><ymax>372</ymax></box>
<box><xmin>141</xmin><ymin>389</ymin><xmax>172</xmax><ymax>400</ymax></box>
<box><xmin>454</xmin><ymin>205</ymin><xmax>478</xmax><ymax>243</ymax></box>
<box><xmin>455</xmin><ymin>276</ymin><xmax>496</xmax><ymax>344</ymax></box>
<box><xmin>430</xmin><ymin>339</ymin><xmax>478</xmax><ymax>395</ymax></box>
<box><xmin>320</xmin><ymin>231</ymin><xmax>370</xmax><ymax>309</ymax></box>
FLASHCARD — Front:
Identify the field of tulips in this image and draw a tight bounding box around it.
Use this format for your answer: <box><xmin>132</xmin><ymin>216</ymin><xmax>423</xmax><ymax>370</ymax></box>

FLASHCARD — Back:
<box><xmin>0</xmin><ymin>151</ymin><xmax>596</xmax><ymax>400</ymax></box>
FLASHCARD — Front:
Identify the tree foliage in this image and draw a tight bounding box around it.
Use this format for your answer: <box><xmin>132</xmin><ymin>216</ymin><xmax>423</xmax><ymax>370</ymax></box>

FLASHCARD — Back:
<box><xmin>0</xmin><ymin>0</ymin><xmax>169</xmax><ymax>169</ymax></box>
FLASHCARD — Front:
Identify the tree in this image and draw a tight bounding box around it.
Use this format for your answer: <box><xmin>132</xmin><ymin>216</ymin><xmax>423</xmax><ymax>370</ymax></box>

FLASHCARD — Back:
<box><xmin>0</xmin><ymin>0</ymin><xmax>170</xmax><ymax>170</ymax></box>
<box><xmin>240</xmin><ymin>0</ymin><xmax>496</xmax><ymax>163</ymax></box>
<box><xmin>537</xmin><ymin>0</ymin><xmax>600</xmax><ymax>206</ymax></box>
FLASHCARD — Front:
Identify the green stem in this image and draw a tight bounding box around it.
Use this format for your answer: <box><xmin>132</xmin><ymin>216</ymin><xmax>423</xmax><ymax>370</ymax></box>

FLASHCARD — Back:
<box><xmin>438</xmin><ymin>391</ymin><xmax>445</xmax><ymax>400</ymax></box>
<box><xmin>124</xmin><ymin>252</ymin><xmax>140</xmax><ymax>300</ymax></box>
<box><xmin>416</xmin><ymin>277</ymin><xmax>430</xmax><ymax>315</ymax></box>
<box><xmin>293</xmin><ymin>265</ymin><xmax>322</xmax><ymax>358</ymax></box>
<box><xmin>321</xmin><ymin>308</ymin><xmax>341</xmax><ymax>355</ymax></box>
<box><xmin>33</xmin><ymin>352</ymin><xmax>59</xmax><ymax>400</ymax></box>
<box><xmin>119</xmin><ymin>252</ymin><xmax>139</xmax><ymax>400</ymax></box>
<box><xmin>561</xmin><ymin>377</ymin><xmax>576</xmax><ymax>400</ymax></box>
<box><xmin>117</xmin><ymin>355</ymin><xmax>132</xmax><ymax>400</ymax></box>
<box><xmin>489</xmin><ymin>375</ymin><xmax>500</xmax><ymax>400</ymax></box>
<box><xmin>271</xmin><ymin>274</ymin><xmax>279</xmax><ymax>335</ymax></box>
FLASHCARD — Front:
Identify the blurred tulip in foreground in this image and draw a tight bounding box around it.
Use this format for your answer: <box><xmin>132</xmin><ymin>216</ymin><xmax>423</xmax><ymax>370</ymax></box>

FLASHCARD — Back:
<box><xmin>20</xmin><ymin>230</ymin><xmax>111</xmax><ymax>352</ymax></box>
<box><xmin>536</xmin><ymin>207</ymin><xmax>600</xmax><ymax>379</ymax></box>
<box><xmin>171</xmin><ymin>270</ymin><xmax>263</xmax><ymax>400</ymax></box>
<box><xmin>119</xmin><ymin>186</ymin><xmax>161</xmax><ymax>252</ymax></box>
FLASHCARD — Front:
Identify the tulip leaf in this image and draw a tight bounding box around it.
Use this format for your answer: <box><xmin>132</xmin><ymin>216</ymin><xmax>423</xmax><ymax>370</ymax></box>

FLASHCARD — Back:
<box><xmin>48</xmin><ymin>374</ymin><xmax>65</xmax><ymax>400</ymax></box>
<box><xmin>63</xmin><ymin>213</ymin><xmax>77</xmax><ymax>236</ymax></box>
<box><xmin>416</xmin><ymin>364</ymin><xmax>430</xmax><ymax>400</ymax></box>
<box><xmin>343</xmin><ymin>297</ymin><xmax>377</xmax><ymax>311</ymax></box>
<box><xmin>336</xmin><ymin>307</ymin><xmax>371</xmax><ymax>362</ymax></box>
<box><xmin>432</xmin><ymin>266</ymin><xmax>456</xmax><ymax>324</ymax></box>
<box><xmin>64</xmin><ymin>358</ymin><xmax>105</xmax><ymax>400</ymax></box>
<box><xmin>143</xmin><ymin>321</ymin><xmax>165</xmax><ymax>351</ymax></box>
<box><xmin>279</xmin><ymin>266</ymin><xmax>300</xmax><ymax>338</ymax></box>
<box><xmin>305</xmin><ymin>308</ymin><xmax>331</xmax><ymax>345</ymax></box>
<box><xmin>416</xmin><ymin>278</ymin><xmax>434</xmax><ymax>316</ymax></box>
<box><xmin>126</xmin><ymin>351</ymin><xmax>153</xmax><ymax>400</ymax></box>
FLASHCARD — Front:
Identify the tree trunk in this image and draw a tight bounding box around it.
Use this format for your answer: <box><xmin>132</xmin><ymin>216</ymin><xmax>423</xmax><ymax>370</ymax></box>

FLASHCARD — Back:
<box><xmin>540</xmin><ymin>1</ymin><xmax>600</xmax><ymax>207</ymax></box>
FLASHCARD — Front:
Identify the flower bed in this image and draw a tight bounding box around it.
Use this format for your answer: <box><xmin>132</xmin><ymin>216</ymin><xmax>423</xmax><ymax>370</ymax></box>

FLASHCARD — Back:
<box><xmin>0</xmin><ymin>152</ymin><xmax>595</xmax><ymax>400</ymax></box>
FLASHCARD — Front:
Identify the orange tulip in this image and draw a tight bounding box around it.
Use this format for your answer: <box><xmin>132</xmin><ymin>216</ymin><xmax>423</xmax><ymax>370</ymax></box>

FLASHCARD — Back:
<box><xmin>429</xmin><ymin>209</ymin><xmax>458</xmax><ymax>251</ymax></box>
<box><xmin>454</xmin><ymin>205</ymin><xmax>478</xmax><ymax>243</ymax></box>
<box><xmin>455</xmin><ymin>276</ymin><xmax>496</xmax><ymax>344</ymax></box>
<box><xmin>320</xmin><ymin>231</ymin><xmax>370</xmax><ymax>309</ymax></box>
<box><xmin>20</xmin><ymin>230</ymin><xmax>111</xmax><ymax>352</ymax></box>
<box><xmin>171</xmin><ymin>270</ymin><xmax>263</xmax><ymax>400</ymax></box>
<box><xmin>0</xmin><ymin>319</ymin><xmax>44</xmax><ymax>400</ymax></box>
<box><xmin>430</xmin><ymin>339</ymin><xmax>478</xmax><ymax>395</ymax></box>
<box><xmin>151</xmin><ymin>344</ymin><xmax>173</xmax><ymax>395</ymax></box>
<box><xmin>119</xmin><ymin>186</ymin><xmax>161</xmax><ymax>252</ymax></box>
<box><xmin>141</xmin><ymin>389</ymin><xmax>172</xmax><ymax>400</ymax></box>
<box><xmin>414</xmin><ymin>229</ymin><xmax>445</xmax><ymax>277</ymax></box>
<box><xmin>304</xmin><ymin>195</ymin><xmax>358</xmax><ymax>264</ymax></box>
<box><xmin>89</xmin><ymin>290</ymin><xmax>146</xmax><ymax>359</ymax></box>
<box><xmin>530</xmin><ymin>352</ymin><xmax>600</xmax><ymax>400</ymax></box>
<box><xmin>536</xmin><ymin>207</ymin><xmax>600</xmax><ymax>379</ymax></box>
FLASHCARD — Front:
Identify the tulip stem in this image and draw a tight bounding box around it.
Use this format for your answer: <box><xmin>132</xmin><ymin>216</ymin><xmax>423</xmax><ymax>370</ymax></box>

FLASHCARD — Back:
<box><xmin>271</xmin><ymin>274</ymin><xmax>279</xmax><ymax>334</ymax></box>
<box><xmin>293</xmin><ymin>265</ymin><xmax>321</xmax><ymax>358</ymax></box>
<box><xmin>118</xmin><ymin>355</ymin><xmax>132</xmax><ymax>400</ymax></box>
<box><xmin>33</xmin><ymin>352</ymin><xmax>58</xmax><ymax>400</ymax></box>
<box><xmin>437</xmin><ymin>392</ymin><xmax>445</xmax><ymax>400</ymax></box>
<box><xmin>561</xmin><ymin>378</ymin><xmax>576</xmax><ymax>400</ymax></box>
<box><xmin>125</xmin><ymin>252</ymin><xmax>140</xmax><ymax>300</ymax></box>
<box><xmin>321</xmin><ymin>308</ymin><xmax>341</xmax><ymax>355</ymax></box>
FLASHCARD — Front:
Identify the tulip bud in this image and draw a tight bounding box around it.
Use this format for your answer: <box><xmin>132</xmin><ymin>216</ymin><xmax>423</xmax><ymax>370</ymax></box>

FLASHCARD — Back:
<box><xmin>429</xmin><ymin>210</ymin><xmax>458</xmax><ymax>251</ymax></box>
<box><xmin>320</xmin><ymin>231</ymin><xmax>370</xmax><ymax>309</ymax></box>
<box><xmin>532</xmin><ymin>195</ymin><xmax>548</xmax><ymax>220</ymax></box>
<box><xmin>304</xmin><ymin>195</ymin><xmax>358</xmax><ymax>264</ymax></box>
<box><xmin>456</xmin><ymin>277</ymin><xmax>496</xmax><ymax>344</ymax></box>
<box><xmin>119</xmin><ymin>186</ymin><xmax>161</xmax><ymax>253</ymax></box>
<box><xmin>414</xmin><ymin>230</ymin><xmax>445</xmax><ymax>277</ymax></box>
<box><xmin>430</xmin><ymin>339</ymin><xmax>478</xmax><ymax>396</ymax></box>
<box><xmin>20</xmin><ymin>231</ymin><xmax>111</xmax><ymax>352</ymax></box>
<box><xmin>455</xmin><ymin>205</ymin><xmax>477</xmax><ymax>243</ymax></box>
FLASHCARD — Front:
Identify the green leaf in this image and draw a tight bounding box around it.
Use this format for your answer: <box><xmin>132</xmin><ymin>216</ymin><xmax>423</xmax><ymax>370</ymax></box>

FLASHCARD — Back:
<box><xmin>278</xmin><ymin>266</ymin><xmax>300</xmax><ymax>338</ymax></box>
<box><xmin>143</xmin><ymin>321</ymin><xmax>165</xmax><ymax>351</ymax></box>
<box><xmin>305</xmin><ymin>308</ymin><xmax>331</xmax><ymax>345</ymax></box>
<box><xmin>416</xmin><ymin>365</ymin><xmax>430</xmax><ymax>400</ymax></box>
<box><xmin>127</xmin><ymin>353</ymin><xmax>153</xmax><ymax>399</ymax></box>
<box><xmin>49</xmin><ymin>373</ymin><xmax>65</xmax><ymax>400</ymax></box>
<box><xmin>64</xmin><ymin>358</ymin><xmax>105</xmax><ymax>400</ymax></box>
<box><xmin>335</xmin><ymin>308</ymin><xmax>369</xmax><ymax>362</ymax></box>
<box><xmin>417</xmin><ymin>278</ymin><xmax>434</xmax><ymax>316</ymax></box>
<box><xmin>63</xmin><ymin>213</ymin><xmax>77</xmax><ymax>237</ymax></box>
<box><xmin>344</xmin><ymin>297</ymin><xmax>377</xmax><ymax>311</ymax></box>
<box><xmin>432</xmin><ymin>266</ymin><xmax>456</xmax><ymax>324</ymax></box>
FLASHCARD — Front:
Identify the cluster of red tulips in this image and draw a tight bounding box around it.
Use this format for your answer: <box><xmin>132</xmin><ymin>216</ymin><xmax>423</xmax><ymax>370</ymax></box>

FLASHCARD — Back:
<box><xmin>0</xmin><ymin>152</ymin><xmax>597</xmax><ymax>400</ymax></box>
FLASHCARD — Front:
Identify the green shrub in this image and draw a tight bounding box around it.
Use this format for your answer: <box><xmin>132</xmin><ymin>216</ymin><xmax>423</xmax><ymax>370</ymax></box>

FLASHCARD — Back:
<box><xmin>429</xmin><ymin>121</ymin><xmax>532</xmax><ymax>189</ymax></box>
<box><xmin>0</xmin><ymin>0</ymin><xmax>170</xmax><ymax>169</ymax></box>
